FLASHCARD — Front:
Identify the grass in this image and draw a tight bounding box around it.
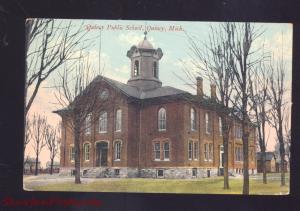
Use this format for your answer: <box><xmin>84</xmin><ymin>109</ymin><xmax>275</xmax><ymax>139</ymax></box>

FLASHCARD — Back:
<box><xmin>25</xmin><ymin>174</ymin><xmax>289</xmax><ymax>195</ymax></box>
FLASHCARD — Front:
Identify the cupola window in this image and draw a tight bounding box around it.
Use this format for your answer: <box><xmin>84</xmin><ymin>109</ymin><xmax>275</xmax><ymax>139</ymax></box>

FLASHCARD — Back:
<box><xmin>134</xmin><ymin>60</ymin><xmax>139</xmax><ymax>76</ymax></box>
<box><xmin>153</xmin><ymin>61</ymin><xmax>158</xmax><ymax>78</ymax></box>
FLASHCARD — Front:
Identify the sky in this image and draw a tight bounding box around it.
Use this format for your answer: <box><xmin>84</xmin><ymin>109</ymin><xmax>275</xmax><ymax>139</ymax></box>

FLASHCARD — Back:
<box><xmin>26</xmin><ymin>19</ymin><xmax>293</xmax><ymax>167</ymax></box>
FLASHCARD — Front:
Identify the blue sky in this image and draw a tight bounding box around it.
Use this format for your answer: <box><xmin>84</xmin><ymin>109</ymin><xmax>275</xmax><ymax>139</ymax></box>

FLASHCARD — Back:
<box><xmin>27</xmin><ymin>19</ymin><xmax>292</xmax><ymax>166</ymax></box>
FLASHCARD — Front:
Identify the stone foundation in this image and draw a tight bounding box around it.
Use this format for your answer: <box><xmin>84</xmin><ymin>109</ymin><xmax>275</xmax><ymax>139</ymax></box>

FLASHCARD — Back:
<box><xmin>59</xmin><ymin>167</ymin><xmax>256</xmax><ymax>178</ymax></box>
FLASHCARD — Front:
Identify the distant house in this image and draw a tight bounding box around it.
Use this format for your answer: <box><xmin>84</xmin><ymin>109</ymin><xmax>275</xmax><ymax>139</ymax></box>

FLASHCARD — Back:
<box><xmin>256</xmin><ymin>152</ymin><xmax>276</xmax><ymax>173</ymax></box>
<box><xmin>46</xmin><ymin>161</ymin><xmax>60</xmax><ymax>173</ymax></box>
<box><xmin>24</xmin><ymin>157</ymin><xmax>41</xmax><ymax>174</ymax></box>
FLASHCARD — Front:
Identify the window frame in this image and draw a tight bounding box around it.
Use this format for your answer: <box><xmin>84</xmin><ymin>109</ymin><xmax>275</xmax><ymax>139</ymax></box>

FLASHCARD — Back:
<box><xmin>154</xmin><ymin>142</ymin><xmax>161</xmax><ymax>161</ymax></box>
<box><xmin>188</xmin><ymin>141</ymin><xmax>193</xmax><ymax>160</ymax></box>
<box><xmin>83</xmin><ymin>142</ymin><xmax>90</xmax><ymax>162</ymax></box>
<box><xmin>190</xmin><ymin>108</ymin><xmax>196</xmax><ymax>131</ymax></box>
<box><xmin>163</xmin><ymin>142</ymin><xmax>170</xmax><ymax>161</ymax></box>
<box><xmin>134</xmin><ymin>60</ymin><xmax>140</xmax><ymax>76</ymax></box>
<box><xmin>114</xmin><ymin>141</ymin><xmax>122</xmax><ymax>161</ymax></box>
<box><xmin>115</xmin><ymin>109</ymin><xmax>122</xmax><ymax>132</ymax></box>
<box><xmin>205</xmin><ymin>113</ymin><xmax>211</xmax><ymax>134</ymax></box>
<box><xmin>99</xmin><ymin>111</ymin><xmax>108</xmax><ymax>133</ymax></box>
<box><xmin>85</xmin><ymin>113</ymin><xmax>92</xmax><ymax>135</ymax></box>
<box><xmin>219</xmin><ymin>117</ymin><xmax>223</xmax><ymax>136</ymax></box>
<box><xmin>70</xmin><ymin>145</ymin><xmax>75</xmax><ymax>162</ymax></box>
<box><xmin>158</xmin><ymin>108</ymin><xmax>166</xmax><ymax>131</ymax></box>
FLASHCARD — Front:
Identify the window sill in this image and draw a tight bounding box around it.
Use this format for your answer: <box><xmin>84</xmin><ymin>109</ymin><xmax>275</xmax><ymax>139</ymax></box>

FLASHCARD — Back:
<box><xmin>158</xmin><ymin>129</ymin><xmax>166</xmax><ymax>132</ymax></box>
<box><xmin>99</xmin><ymin>131</ymin><xmax>107</xmax><ymax>134</ymax></box>
<box><xmin>163</xmin><ymin>159</ymin><xmax>170</xmax><ymax>161</ymax></box>
<box><xmin>114</xmin><ymin>159</ymin><xmax>121</xmax><ymax>162</ymax></box>
<box><xmin>84</xmin><ymin>160</ymin><xmax>90</xmax><ymax>162</ymax></box>
<box><xmin>115</xmin><ymin>130</ymin><xmax>122</xmax><ymax>133</ymax></box>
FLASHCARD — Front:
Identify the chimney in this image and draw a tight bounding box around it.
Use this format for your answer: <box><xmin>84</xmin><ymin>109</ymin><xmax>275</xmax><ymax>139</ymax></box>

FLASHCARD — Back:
<box><xmin>196</xmin><ymin>77</ymin><xmax>203</xmax><ymax>97</ymax></box>
<box><xmin>210</xmin><ymin>84</ymin><xmax>216</xmax><ymax>100</ymax></box>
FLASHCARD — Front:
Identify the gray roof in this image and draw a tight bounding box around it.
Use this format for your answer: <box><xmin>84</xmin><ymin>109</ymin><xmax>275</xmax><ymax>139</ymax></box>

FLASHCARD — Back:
<box><xmin>99</xmin><ymin>76</ymin><xmax>188</xmax><ymax>100</ymax></box>
<box><xmin>256</xmin><ymin>152</ymin><xmax>275</xmax><ymax>161</ymax></box>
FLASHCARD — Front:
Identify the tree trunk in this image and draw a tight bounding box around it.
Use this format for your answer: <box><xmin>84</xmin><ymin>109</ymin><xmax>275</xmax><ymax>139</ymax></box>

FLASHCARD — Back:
<box><xmin>34</xmin><ymin>154</ymin><xmax>39</xmax><ymax>176</ymax></box>
<box><xmin>262</xmin><ymin>149</ymin><xmax>267</xmax><ymax>184</ymax></box>
<box><xmin>223</xmin><ymin>119</ymin><xmax>230</xmax><ymax>189</ymax></box>
<box><xmin>50</xmin><ymin>158</ymin><xmax>54</xmax><ymax>175</ymax></box>
<box><xmin>279</xmin><ymin>142</ymin><xmax>286</xmax><ymax>186</ymax></box>
<box><xmin>242</xmin><ymin>123</ymin><xmax>249</xmax><ymax>195</ymax></box>
<box><xmin>74</xmin><ymin>121</ymin><xmax>81</xmax><ymax>184</ymax></box>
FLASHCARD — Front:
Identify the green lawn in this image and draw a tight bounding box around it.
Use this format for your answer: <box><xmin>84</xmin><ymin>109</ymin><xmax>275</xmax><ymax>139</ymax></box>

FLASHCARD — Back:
<box><xmin>26</xmin><ymin>174</ymin><xmax>289</xmax><ymax>195</ymax></box>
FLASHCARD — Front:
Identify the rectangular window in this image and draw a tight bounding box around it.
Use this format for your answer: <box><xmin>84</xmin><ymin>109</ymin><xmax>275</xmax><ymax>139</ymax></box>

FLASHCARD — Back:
<box><xmin>83</xmin><ymin>144</ymin><xmax>90</xmax><ymax>161</ymax></box>
<box><xmin>157</xmin><ymin>169</ymin><xmax>164</xmax><ymax>177</ymax></box>
<box><xmin>219</xmin><ymin>117</ymin><xmax>222</xmax><ymax>136</ymax></box>
<box><xmin>163</xmin><ymin>142</ymin><xmax>170</xmax><ymax>160</ymax></box>
<box><xmin>70</xmin><ymin>146</ymin><xmax>75</xmax><ymax>162</ymax></box>
<box><xmin>114</xmin><ymin>169</ymin><xmax>120</xmax><ymax>176</ymax></box>
<box><xmin>194</xmin><ymin>142</ymin><xmax>199</xmax><ymax>160</ymax></box>
<box><xmin>235</xmin><ymin>125</ymin><xmax>242</xmax><ymax>139</ymax></box>
<box><xmin>204</xmin><ymin>144</ymin><xmax>208</xmax><ymax>161</ymax></box>
<box><xmin>188</xmin><ymin>141</ymin><xmax>193</xmax><ymax>160</ymax></box>
<box><xmin>154</xmin><ymin>143</ymin><xmax>160</xmax><ymax>160</ymax></box>
<box><xmin>114</xmin><ymin>142</ymin><xmax>121</xmax><ymax>160</ymax></box>
<box><xmin>115</xmin><ymin>109</ymin><xmax>122</xmax><ymax>132</ymax></box>
<box><xmin>209</xmin><ymin>143</ymin><xmax>213</xmax><ymax>161</ymax></box>
<box><xmin>235</xmin><ymin>146</ymin><xmax>243</xmax><ymax>161</ymax></box>
<box><xmin>205</xmin><ymin>113</ymin><xmax>211</xmax><ymax>134</ymax></box>
<box><xmin>192</xmin><ymin>168</ymin><xmax>197</xmax><ymax>177</ymax></box>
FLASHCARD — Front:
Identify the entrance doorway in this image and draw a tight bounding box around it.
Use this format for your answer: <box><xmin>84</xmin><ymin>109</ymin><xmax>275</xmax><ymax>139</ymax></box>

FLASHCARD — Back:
<box><xmin>96</xmin><ymin>142</ymin><xmax>108</xmax><ymax>167</ymax></box>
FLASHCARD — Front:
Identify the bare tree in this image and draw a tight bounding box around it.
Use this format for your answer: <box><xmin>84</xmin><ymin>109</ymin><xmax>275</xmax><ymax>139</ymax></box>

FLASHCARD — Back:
<box><xmin>25</xmin><ymin>19</ymin><xmax>93</xmax><ymax>116</ymax></box>
<box><xmin>54</xmin><ymin>52</ymin><xmax>115</xmax><ymax>184</ymax></box>
<box><xmin>226</xmin><ymin>22</ymin><xmax>264</xmax><ymax>194</ymax></box>
<box><xmin>249</xmin><ymin>62</ymin><xmax>270</xmax><ymax>184</ymax></box>
<box><xmin>45</xmin><ymin>124</ymin><xmax>61</xmax><ymax>174</ymax></box>
<box><xmin>31</xmin><ymin>113</ymin><xmax>47</xmax><ymax>175</ymax></box>
<box><xmin>268</xmin><ymin>56</ymin><xmax>288</xmax><ymax>186</ymax></box>
<box><xmin>181</xmin><ymin>24</ymin><xmax>235</xmax><ymax>189</ymax></box>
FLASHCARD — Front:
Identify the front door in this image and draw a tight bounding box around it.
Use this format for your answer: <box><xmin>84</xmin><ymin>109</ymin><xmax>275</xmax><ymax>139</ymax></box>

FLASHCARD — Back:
<box><xmin>96</xmin><ymin>142</ymin><xmax>108</xmax><ymax>167</ymax></box>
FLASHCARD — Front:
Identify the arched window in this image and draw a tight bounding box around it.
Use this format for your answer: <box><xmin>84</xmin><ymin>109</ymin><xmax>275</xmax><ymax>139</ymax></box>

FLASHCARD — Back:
<box><xmin>134</xmin><ymin>60</ymin><xmax>139</xmax><ymax>76</ymax></box>
<box><xmin>190</xmin><ymin>108</ymin><xmax>196</xmax><ymax>131</ymax></box>
<box><xmin>85</xmin><ymin>113</ymin><xmax>92</xmax><ymax>135</ymax></box>
<box><xmin>115</xmin><ymin>109</ymin><xmax>122</xmax><ymax>132</ymax></box>
<box><xmin>99</xmin><ymin>111</ymin><xmax>107</xmax><ymax>133</ymax></box>
<box><xmin>83</xmin><ymin>143</ymin><xmax>90</xmax><ymax>161</ymax></box>
<box><xmin>158</xmin><ymin>108</ymin><xmax>166</xmax><ymax>131</ymax></box>
<box><xmin>153</xmin><ymin>61</ymin><xmax>158</xmax><ymax>78</ymax></box>
<box><xmin>114</xmin><ymin>141</ymin><xmax>121</xmax><ymax>161</ymax></box>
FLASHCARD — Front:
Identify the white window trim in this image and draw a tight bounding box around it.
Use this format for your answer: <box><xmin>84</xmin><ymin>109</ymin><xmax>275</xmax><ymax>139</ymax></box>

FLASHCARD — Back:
<box><xmin>163</xmin><ymin>142</ymin><xmax>170</xmax><ymax>161</ymax></box>
<box><xmin>83</xmin><ymin>142</ymin><xmax>91</xmax><ymax>162</ymax></box>
<box><xmin>99</xmin><ymin>112</ymin><xmax>108</xmax><ymax>133</ymax></box>
<box><xmin>205</xmin><ymin>113</ymin><xmax>210</xmax><ymax>134</ymax></box>
<box><xmin>85</xmin><ymin>113</ymin><xmax>92</xmax><ymax>135</ymax></box>
<box><xmin>70</xmin><ymin>144</ymin><xmax>75</xmax><ymax>163</ymax></box>
<box><xmin>114</xmin><ymin>140</ymin><xmax>122</xmax><ymax>161</ymax></box>
<box><xmin>191</xmin><ymin>108</ymin><xmax>196</xmax><ymax>131</ymax></box>
<box><xmin>158</xmin><ymin>108</ymin><xmax>167</xmax><ymax>131</ymax></box>
<box><xmin>115</xmin><ymin>109</ymin><xmax>122</xmax><ymax>132</ymax></box>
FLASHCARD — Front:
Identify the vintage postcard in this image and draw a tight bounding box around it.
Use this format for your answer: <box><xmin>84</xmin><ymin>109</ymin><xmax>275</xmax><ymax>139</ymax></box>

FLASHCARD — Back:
<box><xmin>23</xmin><ymin>19</ymin><xmax>292</xmax><ymax>195</ymax></box>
